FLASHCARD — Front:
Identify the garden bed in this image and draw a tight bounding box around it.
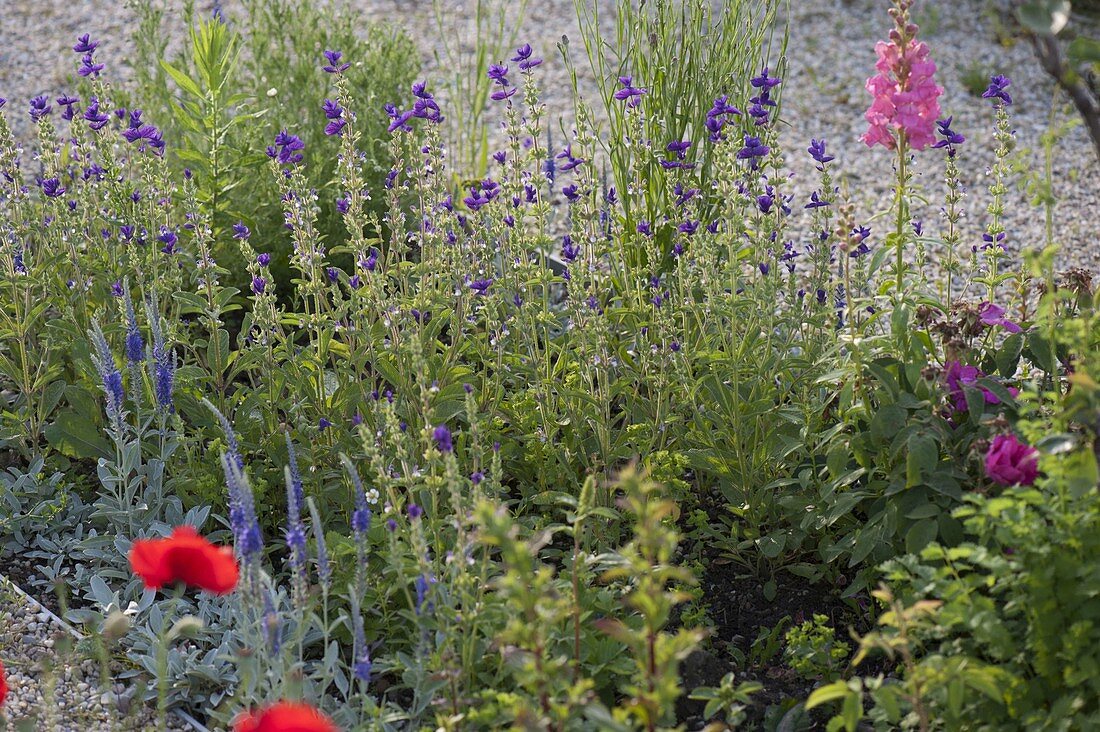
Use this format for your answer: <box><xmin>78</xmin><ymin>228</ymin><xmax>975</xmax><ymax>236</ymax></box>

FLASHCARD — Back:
<box><xmin>0</xmin><ymin>0</ymin><xmax>1098</xmax><ymax>729</ymax></box>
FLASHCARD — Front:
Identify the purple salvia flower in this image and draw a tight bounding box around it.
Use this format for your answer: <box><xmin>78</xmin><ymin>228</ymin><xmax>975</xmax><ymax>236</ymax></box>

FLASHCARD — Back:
<box><xmin>78</xmin><ymin>52</ymin><xmax>104</xmax><ymax>78</ymax></box>
<box><xmin>40</xmin><ymin>178</ymin><xmax>66</xmax><ymax>198</ymax></box>
<box><xmin>270</xmin><ymin>129</ymin><xmax>304</xmax><ymax>165</ymax></box>
<box><xmin>322</xmin><ymin>49</ymin><xmax>350</xmax><ymax>74</ymax></box>
<box><xmin>432</xmin><ymin>424</ymin><xmax>453</xmax><ymax>453</ymax></box>
<box><xmin>29</xmin><ymin>95</ymin><xmax>51</xmax><ymax>121</ymax></box>
<box><xmin>614</xmin><ymin>76</ymin><xmax>647</xmax><ymax>108</ymax></box>
<box><xmin>511</xmin><ymin>43</ymin><xmax>542</xmax><ymax>70</ymax></box>
<box><xmin>83</xmin><ymin>98</ymin><xmax>109</xmax><ymax>130</ymax></box>
<box><xmin>932</xmin><ymin>116</ymin><xmax>966</xmax><ymax>155</ymax></box>
<box><xmin>561</xmin><ymin>235</ymin><xmax>580</xmax><ymax>262</ymax></box>
<box><xmin>982</xmin><ymin>75</ymin><xmax>1012</xmax><ymax>106</ymax></box>
<box><xmin>469</xmin><ymin>278</ymin><xmax>493</xmax><ymax>295</ymax></box>
<box><xmin>808</xmin><ymin>138</ymin><xmax>834</xmax><ymax>165</ymax></box>
<box><xmin>57</xmin><ymin>94</ymin><xmax>79</xmax><ymax>121</ymax></box>
<box><xmin>73</xmin><ymin>33</ymin><xmax>99</xmax><ymax>54</ymax></box>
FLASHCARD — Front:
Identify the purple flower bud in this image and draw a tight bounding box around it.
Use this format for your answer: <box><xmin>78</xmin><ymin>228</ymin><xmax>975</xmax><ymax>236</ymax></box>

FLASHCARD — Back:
<box><xmin>433</xmin><ymin>424</ymin><xmax>453</xmax><ymax>453</ymax></box>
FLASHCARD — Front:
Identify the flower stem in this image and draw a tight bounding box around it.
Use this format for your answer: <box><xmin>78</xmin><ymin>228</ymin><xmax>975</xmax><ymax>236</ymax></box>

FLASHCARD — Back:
<box><xmin>895</xmin><ymin>132</ymin><xmax>909</xmax><ymax>304</ymax></box>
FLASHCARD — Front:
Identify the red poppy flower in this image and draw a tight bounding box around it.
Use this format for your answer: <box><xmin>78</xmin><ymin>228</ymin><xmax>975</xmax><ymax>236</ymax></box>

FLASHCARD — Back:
<box><xmin>233</xmin><ymin>701</ymin><xmax>339</xmax><ymax>732</ymax></box>
<box><xmin>0</xmin><ymin>659</ymin><xmax>8</xmax><ymax>707</ymax></box>
<box><xmin>129</xmin><ymin>526</ymin><xmax>239</xmax><ymax>595</ymax></box>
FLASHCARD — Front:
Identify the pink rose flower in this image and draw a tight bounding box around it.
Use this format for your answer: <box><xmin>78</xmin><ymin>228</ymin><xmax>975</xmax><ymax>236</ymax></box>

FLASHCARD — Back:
<box><xmin>985</xmin><ymin>434</ymin><xmax>1039</xmax><ymax>486</ymax></box>
<box><xmin>977</xmin><ymin>302</ymin><xmax>1022</xmax><ymax>333</ymax></box>
<box><xmin>944</xmin><ymin>361</ymin><xmax>1019</xmax><ymax>413</ymax></box>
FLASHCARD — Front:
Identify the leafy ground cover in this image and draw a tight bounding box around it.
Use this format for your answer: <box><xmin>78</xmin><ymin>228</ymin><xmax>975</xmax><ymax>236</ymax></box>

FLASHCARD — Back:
<box><xmin>0</xmin><ymin>0</ymin><xmax>1098</xmax><ymax>730</ymax></box>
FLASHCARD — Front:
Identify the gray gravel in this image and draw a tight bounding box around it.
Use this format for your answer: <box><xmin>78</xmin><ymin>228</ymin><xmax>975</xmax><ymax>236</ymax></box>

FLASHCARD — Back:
<box><xmin>0</xmin><ymin>578</ymin><xmax>190</xmax><ymax>732</ymax></box>
<box><xmin>1</xmin><ymin>0</ymin><xmax>1096</xmax><ymax>275</ymax></box>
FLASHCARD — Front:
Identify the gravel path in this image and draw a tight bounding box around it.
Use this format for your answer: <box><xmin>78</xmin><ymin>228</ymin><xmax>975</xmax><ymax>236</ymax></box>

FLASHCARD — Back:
<box><xmin>0</xmin><ymin>577</ymin><xmax>191</xmax><ymax>732</ymax></box>
<box><xmin>2</xmin><ymin>0</ymin><xmax>1096</xmax><ymax>274</ymax></box>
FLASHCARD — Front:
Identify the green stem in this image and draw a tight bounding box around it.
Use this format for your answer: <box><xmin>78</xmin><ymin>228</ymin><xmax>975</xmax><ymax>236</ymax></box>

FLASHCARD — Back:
<box><xmin>894</xmin><ymin>133</ymin><xmax>909</xmax><ymax>304</ymax></box>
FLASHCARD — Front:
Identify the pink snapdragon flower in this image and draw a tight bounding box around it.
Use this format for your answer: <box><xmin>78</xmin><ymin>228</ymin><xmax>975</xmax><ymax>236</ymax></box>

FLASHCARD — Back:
<box><xmin>862</xmin><ymin>29</ymin><xmax>943</xmax><ymax>150</ymax></box>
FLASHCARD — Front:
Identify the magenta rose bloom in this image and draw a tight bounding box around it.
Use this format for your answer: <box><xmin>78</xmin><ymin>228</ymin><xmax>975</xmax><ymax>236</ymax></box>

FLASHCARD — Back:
<box><xmin>984</xmin><ymin>434</ymin><xmax>1039</xmax><ymax>486</ymax></box>
<box><xmin>944</xmin><ymin>361</ymin><xmax>1019</xmax><ymax>413</ymax></box>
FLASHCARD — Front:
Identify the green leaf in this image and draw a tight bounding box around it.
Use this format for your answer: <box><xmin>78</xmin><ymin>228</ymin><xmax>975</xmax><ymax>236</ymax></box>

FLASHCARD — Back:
<box><xmin>1064</xmin><ymin>448</ymin><xmax>1099</xmax><ymax>498</ymax></box>
<box><xmin>826</xmin><ymin>443</ymin><xmax>850</xmax><ymax>479</ymax></box>
<box><xmin>1025</xmin><ymin>331</ymin><xmax>1057</xmax><ymax>373</ymax></box>
<box><xmin>1068</xmin><ymin>37</ymin><xmax>1100</xmax><ymax>66</ymax></box>
<box><xmin>159</xmin><ymin>60</ymin><xmax>204</xmax><ymax>99</ymax></box>
<box><xmin>906</xmin><ymin>434</ymin><xmax>939</xmax><ymax>487</ymax></box>
<box><xmin>905</xmin><ymin>519</ymin><xmax>939</xmax><ymax>554</ymax></box>
<box><xmin>996</xmin><ymin>332</ymin><xmax>1024</xmax><ymax>378</ymax></box>
<box><xmin>1017</xmin><ymin>1</ymin><xmax>1071</xmax><ymax>35</ymax></box>
<box><xmin>963</xmin><ymin>386</ymin><xmax>986</xmax><ymax>427</ymax></box>
<box><xmin>44</xmin><ymin>409</ymin><xmax>112</xmax><ymax>460</ymax></box>
<box><xmin>805</xmin><ymin>680</ymin><xmax>853</xmax><ymax>710</ymax></box>
<box><xmin>905</xmin><ymin>503</ymin><xmax>940</xmax><ymax>520</ymax></box>
<box><xmin>870</xmin><ymin>405</ymin><xmax>907</xmax><ymax>445</ymax></box>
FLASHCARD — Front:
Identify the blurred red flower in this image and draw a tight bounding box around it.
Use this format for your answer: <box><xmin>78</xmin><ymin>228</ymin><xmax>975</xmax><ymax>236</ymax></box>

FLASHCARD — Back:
<box><xmin>0</xmin><ymin>659</ymin><xmax>8</xmax><ymax>707</ymax></box>
<box><xmin>234</xmin><ymin>701</ymin><xmax>339</xmax><ymax>732</ymax></box>
<box><xmin>129</xmin><ymin>526</ymin><xmax>239</xmax><ymax>595</ymax></box>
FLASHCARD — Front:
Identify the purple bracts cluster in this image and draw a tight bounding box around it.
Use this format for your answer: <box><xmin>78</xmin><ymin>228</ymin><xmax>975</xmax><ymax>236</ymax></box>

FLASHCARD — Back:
<box><xmin>29</xmin><ymin>95</ymin><xmax>51</xmax><ymax>122</ymax></box>
<box><xmin>83</xmin><ymin>98</ymin><xmax>109</xmax><ymax>130</ymax></box>
<box><xmin>705</xmin><ymin>96</ymin><xmax>741</xmax><ymax>142</ymax></box>
<box><xmin>387</xmin><ymin>81</ymin><xmax>442</xmax><ymax>133</ymax></box>
<box><xmin>322</xmin><ymin>49</ymin><xmax>350</xmax><ymax>74</ymax></box>
<box><xmin>982</xmin><ymin>75</ymin><xmax>1012</xmax><ymax>106</ymax></box>
<box><xmin>933</xmin><ymin>116</ymin><xmax>965</xmax><ymax>156</ymax></box>
<box><xmin>40</xmin><ymin>178</ymin><xmax>66</xmax><ymax>198</ymax></box>
<box><xmin>269</xmin><ymin>130</ymin><xmax>305</xmax><ymax>165</ymax></box>
<box><xmin>614</xmin><ymin>76</ymin><xmax>647</xmax><ymax>108</ymax></box>
<box><xmin>808</xmin><ymin>138</ymin><xmax>834</xmax><ymax>166</ymax></box>
<box><xmin>322</xmin><ymin>99</ymin><xmax>346</xmax><ymax>137</ymax></box>
<box><xmin>433</xmin><ymin>424</ymin><xmax>453</xmax><ymax>453</ymax></box>
<box><xmin>487</xmin><ymin>63</ymin><xmax>517</xmax><ymax>101</ymax></box>
<box><xmin>122</xmin><ymin>109</ymin><xmax>166</xmax><ymax>155</ymax></box>
<box><xmin>511</xmin><ymin>43</ymin><xmax>542</xmax><ymax>70</ymax></box>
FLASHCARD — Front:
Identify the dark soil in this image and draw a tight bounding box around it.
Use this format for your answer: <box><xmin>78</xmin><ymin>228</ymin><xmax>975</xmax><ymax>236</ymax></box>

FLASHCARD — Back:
<box><xmin>678</xmin><ymin>563</ymin><xmax>880</xmax><ymax>730</ymax></box>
